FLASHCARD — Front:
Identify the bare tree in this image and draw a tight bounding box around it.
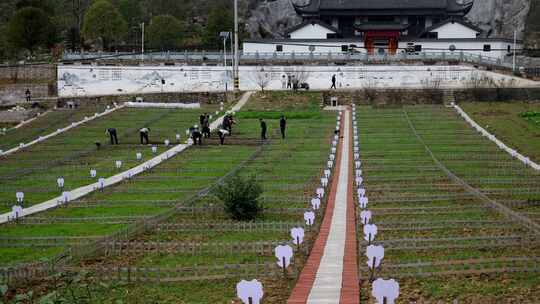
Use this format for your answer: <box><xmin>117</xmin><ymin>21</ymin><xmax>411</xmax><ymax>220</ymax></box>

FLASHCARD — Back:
<box><xmin>249</xmin><ymin>67</ymin><xmax>271</xmax><ymax>92</ymax></box>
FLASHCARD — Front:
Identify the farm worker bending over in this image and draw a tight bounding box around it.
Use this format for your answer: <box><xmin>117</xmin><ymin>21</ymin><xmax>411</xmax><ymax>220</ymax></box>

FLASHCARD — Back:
<box><xmin>106</xmin><ymin>128</ymin><xmax>119</xmax><ymax>145</ymax></box>
<box><xmin>259</xmin><ymin>118</ymin><xmax>267</xmax><ymax>140</ymax></box>
<box><xmin>280</xmin><ymin>115</ymin><xmax>287</xmax><ymax>139</ymax></box>
<box><xmin>190</xmin><ymin>125</ymin><xmax>203</xmax><ymax>145</ymax></box>
<box><xmin>139</xmin><ymin>127</ymin><xmax>150</xmax><ymax>145</ymax></box>
<box><xmin>217</xmin><ymin>128</ymin><xmax>229</xmax><ymax>145</ymax></box>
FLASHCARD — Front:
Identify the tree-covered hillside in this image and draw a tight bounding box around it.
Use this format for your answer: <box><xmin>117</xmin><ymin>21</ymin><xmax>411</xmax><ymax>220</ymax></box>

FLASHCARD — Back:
<box><xmin>0</xmin><ymin>0</ymin><xmax>246</xmax><ymax>61</ymax></box>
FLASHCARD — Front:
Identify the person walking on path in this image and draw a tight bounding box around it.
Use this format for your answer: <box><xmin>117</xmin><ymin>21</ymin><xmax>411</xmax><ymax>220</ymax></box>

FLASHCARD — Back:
<box><xmin>25</xmin><ymin>89</ymin><xmax>31</xmax><ymax>102</ymax></box>
<box><xmin>331</xmin><ymin>74</ymin><xmax>337</xmax><ymax>89</ymax></box>
<box><xmin>260</xmin><ymin>118</ymin><xmax>267</xmax><ymax>140</ymax></box>
<box><xmin>106</xmin><ymin>128</ymin><xmax>119</xmax><ymax>145</ymax></box>
<box><xmin>202</xmin><ymin>115</ymin><xmax>211</xmax><ymax>138</ymax></box>
<box><xmin>139</xmin><ymin>127</ymin><xmax>150</xmax><ymax>145</ymax></box>
<box><xmin>293</xmin><ymin>77</ymin><xmax>299</xmax><ymax>92</ymax></box>
<box><xmin>280</xmin><ymin>115</ymin><xmax>287</xmax><ymax>139</ymax></box>
<box><xmin>287</xmin><ymin>75</ymin><xmax>292</xmax><ymax>89</ymax></box>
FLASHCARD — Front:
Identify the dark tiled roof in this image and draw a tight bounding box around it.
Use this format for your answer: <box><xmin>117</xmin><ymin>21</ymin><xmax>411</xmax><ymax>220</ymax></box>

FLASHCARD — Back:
<box><xmin>285</xmin><ymin>20</ymin><xmax>341</xmax><ymax>35</ymax></box>
<box><xmin>419</xmin><ymin>19</ymin><xmax>482</xmax><ymax>37</ymax></box>
<box><xmin>293</xmin><ymin>0</ymin><xmax>474</xmax><ymax>15</ymax></box>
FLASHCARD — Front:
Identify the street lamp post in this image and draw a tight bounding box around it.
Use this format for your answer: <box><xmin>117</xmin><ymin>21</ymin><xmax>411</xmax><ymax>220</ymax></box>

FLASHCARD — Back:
<box><xmin>141</xmin><ymin>22</ymin><xmax>145</xmax><ymax>62</ymax></box>
<box><xmin>220</xmin><ymin>32</ymin><xmax>231</xmax><ymax>92</ymax></box>
<box><xmin>234</xmin><ymin>0</ymin><xmax>239</xmax><ymax>91</ymax></box>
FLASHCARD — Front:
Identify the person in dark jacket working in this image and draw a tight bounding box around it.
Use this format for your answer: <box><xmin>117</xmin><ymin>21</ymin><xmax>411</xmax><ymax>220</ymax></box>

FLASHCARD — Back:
<box><xmin>191</xmin><ymin>126</ymin><xmax>203</xmax><ymax>145</ymax></box>
<box><xmin>331</xmin><ymin>74</ymin><xmax>337</xmax><ymax>89</ymax></box>
<box><xmin>260</xmin><ymin>118</ymin><xmax>267</xmax><ymax>140</ymax></box>
<box><xmin>139</xmin><ymin>127</ymin><xmax>150</xmax><ymax>145</ymax></box>
<box><xmin>279</xmin><ymin>115</ymin><xmax>287</xmax><ymax>139</ymax></box>
<box><xmin>106</xmin><ymin>128</ymin><xmax>119</xmax><ymax>145</ymax></box>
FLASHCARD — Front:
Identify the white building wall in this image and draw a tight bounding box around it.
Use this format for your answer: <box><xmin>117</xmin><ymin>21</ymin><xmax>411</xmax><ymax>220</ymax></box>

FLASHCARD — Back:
<box><xmin>243</xmin><ymin>41</ymin><xmax>365</xmax><ymax>54</ymax></box>
<box><xmin>430</xmin><ymin>22</ymin><xmax>479</xmax><ymax>39</ymax></box>
<box><xmin>398</xmin><ymin>40</ymin><xmax>517</xmax><ymax>60</ymax></box>
<box><xmin>57</xmin><ymin>65</ymin><xmax>533</xmax><ymax>98</ymax></box>
<box><xmin>289</xmin><ymin>24</ymin><xmax>336</xmax><ymax>39</ymax></box>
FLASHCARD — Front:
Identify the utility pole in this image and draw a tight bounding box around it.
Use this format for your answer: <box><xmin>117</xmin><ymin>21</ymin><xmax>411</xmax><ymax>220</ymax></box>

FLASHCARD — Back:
<box><xmin>234</xmin><ymin>0</ymin><xmax>239</xmax><ymax>91</ymax></box>
<box><xmin>141</xmin><ymin>22</ymin><xmax>145</xmax><ymax>62</ymax></box>
<box><xmin>512</xmin><ymin>29</ymin><xmax>517</xmax><ymax>74</ymax></box>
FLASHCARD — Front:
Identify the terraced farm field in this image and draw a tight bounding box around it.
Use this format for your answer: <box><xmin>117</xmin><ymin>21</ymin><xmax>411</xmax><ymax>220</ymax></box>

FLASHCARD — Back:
<box><xmin>0</xmin><ymin>105</ymin><xmax>223</xmax><ymax>212</ymax></box>
<box><xmin>356</xmin><ymin>105</ymin><xmax>540</xmax><ymax>303</ymax></box>
<box><xmin>0</xmin><ymin>93</ymin><xmax>337</xmax><ymax>303</ymax></box>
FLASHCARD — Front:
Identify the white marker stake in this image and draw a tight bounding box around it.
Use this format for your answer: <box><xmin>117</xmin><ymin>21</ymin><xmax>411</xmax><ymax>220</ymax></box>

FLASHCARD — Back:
<box><xmin>115</xmin><ymin>160</ymin><xmax>122</xmax><ymax>169</ymax></box>
<box><xmin>357</xmin><ymin>188</ymin><xmax>366</xmax><ymax>197</ymax></box>
<box><xmin>11</xmin><ymin>205</ymin><xmax>23</xmax><ymax>221</ymax></box>
<box><xmin>90</xmin><ymin>169</ymin><xmax>97</xmax><ymax>178</ymax></box>
<box><xmin>151</xmin><ymin>146</ymin><xmax>157</xmax><ymax>154</ymax></box>
<box><xmin>372</xmin><ymin>278</ymin><xmax>400</xmax><ymax>304</ymax></box>
<box><xmin>311</xmin><ymin>197</ymin><xmax>321</xmax><ymax>210</ymax></box>
<box><xmin>360</xmin><ymin>210</ymin><xmax>372</xmax><ymax>224</ymax></box>
<box><xmin>16</xmin><ymin>192</ymin><xmax>24</xmax><ymax>204</ymax></box>
<box><xmin>236</xmin><ymin>280</ymin><xmax>264</xmax><ymax>304</ymax></box>
<box><xmin>304</xmin><ymin>211</ymin><xmax>316</xmax><ymax>227</ymax></box>
<box><xmin>275</xmin><ymin>244</ymin><xmax>294</xmax><ymax>277</ymax></box>
<box><xmin>363</xmin><ymin>224</ymin><xmax>378</xmax><ymax>244</ymax></box>
<box><xmin>359</xmin><ymin>196</ymin><xmax>369</xmax><ymax>209</ymax></box>
<box><xmin>316</xmin><ymin>187</ymin><xmax>325</xmax><ymax>198</ymax></box>
<box><xmin>324</xmin><ymin>169</ymin><xmax>331</xmax><ymax>178</ymax></box>
<box><xmin>98</xmin><ymin>178</ymin><xmax>105</xmax><ymax>191</ymax></box>
<box><xmin>367</xmin><ymin>245</ymin><xmax>385</xmax><ymax>281</ymax></box>
<box><xmin>136</xmin><ymin>152</ymin><xmax>142</xmax><ymax>161</ymax></box>
<box><xmin>321</xmin><ymin>177</ymin><xmax>329</xmax><ymax>187</ymax></box>
<box><xmin>57</xmin><ymin>177</ymin><xmax>65</xmax><ymax>190</ymax></box>
<box><xmin>291</xmin><ymin>227</ymin><xmax>305</xmax><ymax>246</ymax></box>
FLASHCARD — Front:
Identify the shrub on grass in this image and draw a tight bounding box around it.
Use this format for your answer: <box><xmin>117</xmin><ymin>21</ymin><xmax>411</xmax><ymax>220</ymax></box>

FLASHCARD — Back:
<box><xmin>213</xmin><ymin>174</ymin><xmax>263</xmax><ymax>221</ymax></box>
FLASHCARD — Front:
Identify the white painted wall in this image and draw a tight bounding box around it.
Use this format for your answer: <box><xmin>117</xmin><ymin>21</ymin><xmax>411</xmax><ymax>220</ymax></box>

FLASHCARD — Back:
<box><xmin>290</xmin><ymin>24</ymin><xmax>336</xmax><ymax>39</ymax></box>
<box><xmin>398</xmin><ymin>40</ymin><xmax>519</xmax><ymax>60</ymax></box>
<box><xmin>57</xmin><ymin>65</ymin><xmax>536</xmax><ymax>98</ymax></box>
<box><xmin>243</xmin><ymin>41</ymin><xmax>365</xmax><ymax>54</ymax></box>
<box><xmin>430</xmin><ymin>22</ymin><xmax>479</xmax><ymax>39</ymax></box>
<box><xmin>244</xmin><ymin>39</ymin><xmax>517</xmax><ymax>61</ymax></box>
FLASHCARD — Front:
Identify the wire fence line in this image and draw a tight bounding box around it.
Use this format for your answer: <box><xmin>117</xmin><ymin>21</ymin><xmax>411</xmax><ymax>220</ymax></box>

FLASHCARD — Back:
<box><xmin>402</xmin><ymin>109</ymin><xmax>540</xmax><ymax>235</ymax></box>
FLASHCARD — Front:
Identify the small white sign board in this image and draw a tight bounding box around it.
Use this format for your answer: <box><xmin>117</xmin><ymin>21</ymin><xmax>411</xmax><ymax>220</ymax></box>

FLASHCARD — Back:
<box><xmin>12</xmin><ymin>205</ymin><xmax>23</xmax><ymax>219</ymax></box>
<box><xmin>316</xmin><ymin>187</ymin><xmax>325</xmax><ymax>198</ymax></box>
<box><xmin>366</xmin><ymin>245</ymin><xmax>384</xmax><ymax>268</ymax></box>
<box><xmin>291</xmin><ymin>227</ymin><xmax>305</xmax><ymax>245</ymax></box>
<box><xmin>360</xmin><ymin>210</ymin><xmax>372</xmax><ymax>224</ymax></box>
<box><xmin>355</xmin><ymin>161</ymin><xmax>361</xmax><ymax>169</ymax></box>
<box><xmin>357</xmin><ymin>188</ymin><xmax>366</xmax><ymax>197</ymax></box>
<box><xmin>363</xmin><ymin>224</ymin><xmax>378</xmax><ymax>242</ymax></box>
<box><xmin>136</xmin><ymin>152</ymin><xmax>142</xmax><ymax>160</ymax></box>
<box><xmin>354</xmin><ymin>153</ymin><xmax>359</xmax><ymax>160</ymax></box>
<box><xmin>90</xmin><ymin>169</ymin><xmax>97</xmax><ymax>178</ymax></box>
<box><xmin>164</xmin><ymin>139</ymin><xmax>170</xmax><ymax>146</ymax></box>
<box><xmin>311</xmin><ymin>197</ymin><xmax>321</xmax><ymax>210</ymax></box>
<box><xmin>324</xmin><ymin>169</ymin><xmax>331</xmax><ymax>178</ymax></box>
<box><xmin>151</xmin><ymin>146</ymin><xmax>158</xmax><ymax>153</ymax></box>
<box><xmin>275</xmin><ymin>244</ymin><xmax>293</xmax><ymax>268</ymax></box>
<box><xmin>16</xmin><ymin>192</ymin><xmax>24</xmax><ymax>203</ymax></box>
<box><xmin>304</xmin><ymin>211</ymin><xmax>316</xmax><ymax>226</ymax></box>
<box><xmin>359</xmin><ymin>196</ymin><xmax>369</xmax><ymax>209</ymax></box>
<box><xmin>355</xmin><ymin>170</ymin><xmax>362</xmax><ymax>177</ymax></box>
<box><xmin>372</xmin><ymin>278</ymin><xmax>400</xmax><ymax>304</ymax></box>
<box><xmin>321</xmin><ymin>177</ymin><xmax>329</xmax><ymax>187</ymax></box>
<box><xmin>356</xmin><ymin>177</ymin><xmax>363</xmax><ymax>186</ymax></box>
<box><xmin>115</xmin><ymin>161</ymin><xmax>122</xmax><ymax>169</ymax></box>
<box><xmin>57</xmin><ymin>177</ymin><xmax>65</xmax><ymax>188</ymax></box>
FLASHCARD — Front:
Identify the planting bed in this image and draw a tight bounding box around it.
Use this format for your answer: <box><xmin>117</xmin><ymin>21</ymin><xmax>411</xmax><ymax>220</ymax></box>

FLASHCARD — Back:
<box><xmin>356</xmin><ymin>105</ymin><xmax>540</xmax><ymax>303</ymax></box>
<box><xmin>0</xmin><ymin>105</ymin><xmax>223</xmax><ymax>212</ymax></box>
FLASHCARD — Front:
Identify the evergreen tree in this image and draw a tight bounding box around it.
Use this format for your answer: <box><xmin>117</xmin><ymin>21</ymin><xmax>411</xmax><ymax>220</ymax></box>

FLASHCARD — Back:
<box><xmin>6</xmin><ymin>7</ymin><xmax>52</xmax><ymax>54</ymax></box>
<box><xmin>81</xmin><ymin>0</ymin><xmax>127</xmax><ymax>50</ymax></box>
<box><xmin>203</xmin><ymin>5</ymin><xmax>233</xmax><ymax>49</ymax></box>
<box><xmin>147</xmin><ymin>15</ymin><xmax>184</xmax><ymax>51</ymax></box>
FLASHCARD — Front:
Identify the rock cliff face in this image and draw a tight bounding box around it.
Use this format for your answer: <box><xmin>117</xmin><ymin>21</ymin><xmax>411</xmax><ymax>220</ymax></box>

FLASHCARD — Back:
<box><xmin>245</xmin><ymin>0</ymin><xmax>533</xmax><ymax>41</ymax></box>
<box><xmin>465</xmin><ymin>0</ymin><xmax>530</xmax><ymax>39</ymax></box>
